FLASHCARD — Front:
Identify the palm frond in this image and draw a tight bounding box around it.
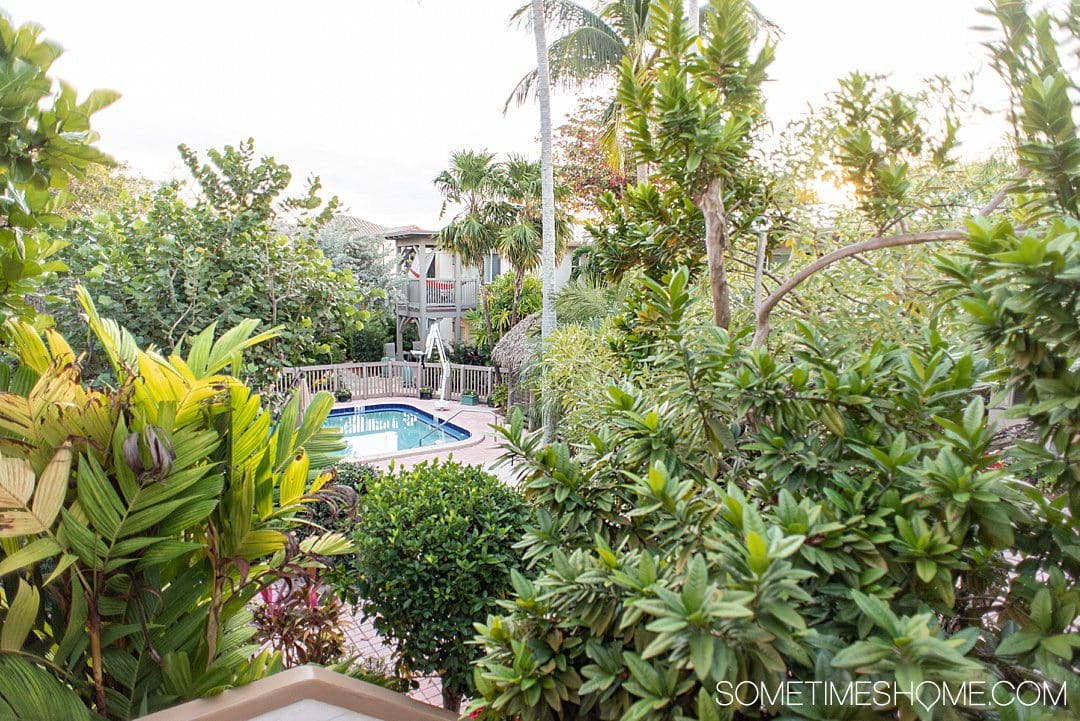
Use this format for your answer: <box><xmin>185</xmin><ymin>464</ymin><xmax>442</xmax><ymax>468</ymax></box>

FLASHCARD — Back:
<box><xmin>0</xmin><ymin>656</ymin><xmax>98</xmax><ymax>721</ymax></box>
<box><xmin>505</xmin><ymin>0</ymin><xmax>628</xmax><ymax>110</ymax></box>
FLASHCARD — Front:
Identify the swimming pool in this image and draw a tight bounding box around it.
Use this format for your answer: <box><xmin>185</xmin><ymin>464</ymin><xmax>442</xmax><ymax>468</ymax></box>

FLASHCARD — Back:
<box><xmin>324</xmin><ymin>403</ymin><xmax>471</xmax><ymax>459</ymax></box>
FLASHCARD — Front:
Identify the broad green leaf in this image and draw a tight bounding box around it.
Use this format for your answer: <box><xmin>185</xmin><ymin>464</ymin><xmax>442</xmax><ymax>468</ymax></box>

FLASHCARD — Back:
<box><xmin>0</xmin><ymin>537</ymin><xmax>60</xmax><ymax>577</ymax></box>
<box><xmin>831</xmin><ymin>640</ymin><xmax>890</xmax><ymax>669</ymax></box>
<box><xmin>1</xmin><ymin>580</ymin><xmax>39</xmax><ymax>651</ymax></box>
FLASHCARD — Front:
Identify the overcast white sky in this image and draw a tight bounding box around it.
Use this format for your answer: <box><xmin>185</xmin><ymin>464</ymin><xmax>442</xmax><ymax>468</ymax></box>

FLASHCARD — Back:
<box><xmin>8</xmin><ymin>1</ymin><xmax>1017</xmax><ymax>227</ymax></box>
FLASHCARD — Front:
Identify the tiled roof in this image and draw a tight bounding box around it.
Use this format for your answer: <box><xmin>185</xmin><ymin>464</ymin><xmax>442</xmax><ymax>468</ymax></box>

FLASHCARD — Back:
<box><xmin>335</xmin><ymin>214</ymin><xmax>390</xmax><ymax>237</ymax></box>
<box><xmin>384</xmin><ymin>224</ymin><xmax>436</xmax><ymax>238</ymax></box>
<box><xmin>335</xmin><ymin>216</ymin><xmax>436</xmax><ymax>239</ymax></box>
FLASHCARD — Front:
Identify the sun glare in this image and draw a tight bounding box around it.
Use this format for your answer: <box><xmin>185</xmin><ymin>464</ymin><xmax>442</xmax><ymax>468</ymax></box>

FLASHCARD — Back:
<box><xmin>810</xmin><ymin>176</ymin><xmax>857</xmax><ymax>207</ymax></box>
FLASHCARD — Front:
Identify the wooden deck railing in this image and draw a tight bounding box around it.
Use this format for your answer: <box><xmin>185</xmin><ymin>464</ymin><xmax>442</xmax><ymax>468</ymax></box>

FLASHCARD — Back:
<box><xmin>272</xmin><ymin>360</ymin><xmax>498</xmax><ymax>402</ymax></box>
<box><xmin>400</xmin><ymin>278</ymin><xmax>479</xmax><ymax>309</ymax></box>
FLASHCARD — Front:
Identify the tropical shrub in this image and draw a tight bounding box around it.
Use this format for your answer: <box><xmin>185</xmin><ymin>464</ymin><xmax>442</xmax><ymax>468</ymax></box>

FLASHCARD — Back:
<box><xmin>578</xmin><ymin>184</ymin><xmax>706</xmax><ymax>284</ymax></box>
<box><xmin>345</xmin><ymin>315</ymin><xmax>394</xmax><ymax>362</ymax></box>
<box><xmin>468</xmin><ymin>5</ymin><xmax>1080</xmax><ymax>718</ymax></box>
<box><xmin>253</xmin><ymin>570</ymin><xmax>348</xmax><ymax>668</ymax></box>
<box><xmin>0</xmin><ymin>14</ymin><xmax>116</xmax><ymax>328</ymax></box>
<box><xmin>447</xmin><ymin>340</ymin><xmax>492</xmax><ymax>367</ymax></box>
<box><xmin>472</xmin><ymin>265</ymin><xmax>1076</xmax><ymax>720</ymax></box>
<box><xmin>331</xmin><ymin>459</ymin><xmax>529</xmax><ymax>710</ymax></box>
<box><xmin>537</xmin><ymin>322</ymin><xmax>622</xmax><ymax>444</ymax></box>
<box><xmin>0</xmin><ymin>289</ymin><xmax>352</xmax><ymax>720</ymax></box>
<box><xmin>465</xmin><ymin>272</ymin><xmax>542</xmax><ymax>347</ymax></box>
<box><xmin>51</xmin><ymin>140</ymin><xmax>365</xmax><ymax>380</ymax></box>
<box><xmin>333</xmin><ymin>461</ymin><xmax>382</xmax><ymax>493</ymax></box>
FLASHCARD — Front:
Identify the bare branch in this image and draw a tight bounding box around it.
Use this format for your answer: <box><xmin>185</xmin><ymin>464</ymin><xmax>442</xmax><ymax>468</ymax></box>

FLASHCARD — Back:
<box><xmin>751</xmin><ymin>170</ymin><xmax>1029</xmax><ymax>348</ymax></box>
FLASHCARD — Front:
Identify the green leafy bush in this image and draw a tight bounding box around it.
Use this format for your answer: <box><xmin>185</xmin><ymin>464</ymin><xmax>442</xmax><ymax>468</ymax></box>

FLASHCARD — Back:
<box><xmin>345</xmin><ymin>315</ymin><xmax>394</xmax><ymax>362</ymax></box>
<box><xmin>471</xmin><ymin>258</ymin><xmax>1080</xmax><ymax>719</ymax></box>
<box><xmin>465</xmin><ymin>272</ymin><xmax>542</xmax><ymax>347</ymax></box>
<box><xmin>51</xmin><ymin>140</ymin><xmax>366</xmax><ymax>380</ymax></box>
<box><xmin>332</xmin><ymin>459</ymin><xmax>529</xmax><ymax>710</ymax></box>
<box><xmin>538</xmin><ymin>322</ymin><xmax>622</xmax><ymax>443</ymax></box>
<box><xmin>0</xmin><ymin>290</ymin><xmax>352</xmax><ymax>720</ymax></box>
<box><xmin>0</xmin><ymin>14</ymin><xmax>116</xmax><ymax>328</ymax></box>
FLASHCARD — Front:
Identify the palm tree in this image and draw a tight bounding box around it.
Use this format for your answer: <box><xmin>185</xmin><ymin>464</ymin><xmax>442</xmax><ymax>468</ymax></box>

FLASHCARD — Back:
<box><xmin>511</xmin><ymin>0</ymin><xmax>654</xmax><ymax>179</ymax></box>
<box><xmin>512</xmin><ymin>1</ymin><xmax>775</xmax><ymax>179</ymax></box>
<box><xmin>433</xmin><ymin>150</ymin><xmax>502</xmax><ymax>348</ymax></box>
<box><xmin>496</xmin><ymin>156</ymin><xmax>573</xmax><ymax>327</ymax></box>
<box><xmin>530</xmin><ymin>0</ymin><xmax>560</xmax><ymax>443</ymax></box>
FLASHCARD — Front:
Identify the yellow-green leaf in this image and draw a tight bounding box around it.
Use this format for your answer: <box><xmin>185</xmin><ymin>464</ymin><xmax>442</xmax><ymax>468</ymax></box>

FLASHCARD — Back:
<box><xmin>1</xmin><ymin>580</ymin><xmax>39</xmax><ymax>650</ymax></box>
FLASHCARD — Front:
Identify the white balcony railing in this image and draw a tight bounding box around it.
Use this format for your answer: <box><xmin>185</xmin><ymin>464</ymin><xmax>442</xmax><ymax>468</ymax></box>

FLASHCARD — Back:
<box><xmin>401</xmin><ymin>278</ymin><xmax>479</xmax><ymax>310</ymax></box>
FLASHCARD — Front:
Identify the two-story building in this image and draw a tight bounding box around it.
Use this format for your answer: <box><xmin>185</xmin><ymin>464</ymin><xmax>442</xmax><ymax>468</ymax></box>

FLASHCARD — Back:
<box><xmin>337</xmin><ymin>214</ymin><xmax>580</xmax><ymax>357</ymax></box>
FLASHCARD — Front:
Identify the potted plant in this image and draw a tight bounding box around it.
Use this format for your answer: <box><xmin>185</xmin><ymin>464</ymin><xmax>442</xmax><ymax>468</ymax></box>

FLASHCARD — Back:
<box><xmin>334</xmin><ymin>388</ymin><xmax>353</xmax><ymax>403</ymax></box>
<box><xmin>419</xmin><ymin>386</ymin><xmax>433</xmax><ymax>400</ymax></box>
<box><xmin>461</xmin><ymin>389</ymin><xmax>478</xmax><ymax>406</ymax></box>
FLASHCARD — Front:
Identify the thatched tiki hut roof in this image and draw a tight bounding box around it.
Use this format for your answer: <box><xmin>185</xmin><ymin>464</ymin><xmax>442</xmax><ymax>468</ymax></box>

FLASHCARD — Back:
<box><xmin>491</xmin><ymin>312</ymin><xmax>541</xmax><ymax>373</ymax></box>
<box><xmin>491</xmin><ymin>313</ymin><xmax>541</xmax><ymax>415</ymax></box>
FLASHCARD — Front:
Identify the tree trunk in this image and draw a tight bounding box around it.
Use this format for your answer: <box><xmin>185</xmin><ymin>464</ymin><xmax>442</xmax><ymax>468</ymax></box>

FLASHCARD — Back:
<box><xmin>635</xmin><ymin>162</ymin><xmax>649</xmax><ymax>184</ymax></box>
<box><xmin>88</xmin><ymin>595</ymin><xmax>107</xmax><ymax>715</ymax></box>
<box><xmin>511</xmin><ymin>269</ymin><xmax>525</xmax><ymax>327</ymax></box>
<box><xmin>532</xmin><ymin>0</ymin><xmax>557</xmax><ymax>443</ymax></box>
<box><xmin>687</xmin><ymin>0</ymin><xmax>700</xmax><ymax>36</ymax></box>
<box><xmin>698</xmin><ymin>176</ymin><xmax>731</xmax><ymax>328</ymax></box>
<box><xmin>478</xmin><ymin>269</ymin><xmax>494</xmax><ymax>349</ymax></box>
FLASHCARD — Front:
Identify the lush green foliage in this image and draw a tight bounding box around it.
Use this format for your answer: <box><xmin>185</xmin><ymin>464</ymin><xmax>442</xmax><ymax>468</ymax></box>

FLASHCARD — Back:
<box><xmin>473</xmin><ymin>265</ymin><xmax>1076</xmax><ymax>720</ymax></box>
<box><xmin>62</xmin><ymin>163</ymin><xmax>153</xmax><ymax>220</ymax></box>
<box><xmin>341</xmin><ymin>316</ymin><xmax>394</xmax><ymax>363</ymax></box>
<box><xmin>331</xmin><ymin>459</ymin><xmax>529</xmax><ymax>708</ymax></box>
<box><xmin>0</xmin><ymin>290</ymin><xmax>352</xmax><ymax>720</ymax></box>
<box><xmin>536</xmin><ymin>321</ymin><xmax>621</xmax><ymax>443</ymax></box>
<box><xmin>616</xmin><ymin>0</ymin><xmax>773</xmax><ymax>327</ymax></box>
<box><xmin>465</xmin><ymin>273</ymin><xmax>543</xmax><ymax>347</ymax></box>
<box><xmin>51</xmin><ymin>140</ymin><xmax>365</xmax><ymax>378</ymax></box>
<box><xmin>436</xmin><ymin>150</ymin><xmax>574</xmax><ymax>340</ymax></box>
<box><xmin>578</xmin><ymin>183</ymin><xmax>705</xmax><ymax>283</ymax></box>
<box><xmin>469</xmin><ymin>4</ymin><xmax>1080</xmax><ymax>719</ymax></box>
<box><xmin>0</xmin><ymin>14</ymin><xmax>116</xmax><ymax>328</ymax></box>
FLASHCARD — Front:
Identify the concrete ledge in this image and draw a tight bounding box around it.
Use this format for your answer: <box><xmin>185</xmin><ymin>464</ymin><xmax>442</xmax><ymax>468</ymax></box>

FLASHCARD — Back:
<box><xmin>136</xmin><ymin>665</ymin><xmax>457</xmax><ymax>721</ymax></box>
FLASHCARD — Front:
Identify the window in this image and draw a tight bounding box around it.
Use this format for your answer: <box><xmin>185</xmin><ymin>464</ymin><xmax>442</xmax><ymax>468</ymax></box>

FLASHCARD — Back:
<box><xmin>484</xmin><ymin>253</ymin><xmax>502</xmax><ymax>279</ymax></box>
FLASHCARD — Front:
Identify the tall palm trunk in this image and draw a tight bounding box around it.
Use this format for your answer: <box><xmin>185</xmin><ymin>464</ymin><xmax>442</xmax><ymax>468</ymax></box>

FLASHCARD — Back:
<box><xmin>532</xmin><ymin>0</ymin><xmax>558</xmax><ymax>442</ymax></box>
<box><xmin>687</xmin><ymin>0</ymin><xmax>700</xmax><ymax>35</ymax></box>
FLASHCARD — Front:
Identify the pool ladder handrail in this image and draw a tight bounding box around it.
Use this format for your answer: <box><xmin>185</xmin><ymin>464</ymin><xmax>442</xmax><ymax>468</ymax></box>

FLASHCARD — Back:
<box><xmin>417</xmin><ymin>407</ymin><xmax>500</xmax><ymax>446</ymax></box>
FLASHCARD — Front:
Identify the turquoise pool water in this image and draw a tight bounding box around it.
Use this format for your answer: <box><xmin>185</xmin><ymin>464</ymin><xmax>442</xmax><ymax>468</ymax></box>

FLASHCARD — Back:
<box><xmin>324</xmin><ymin>403</ymin><xmax>470</xmax><ymax>459</ymax></box>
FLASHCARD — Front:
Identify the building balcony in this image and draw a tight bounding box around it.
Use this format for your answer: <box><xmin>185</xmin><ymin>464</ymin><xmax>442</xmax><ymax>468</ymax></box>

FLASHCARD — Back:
<box><xmin>397</xmin><ymin>278</ymin><xmax>479</xmax><ymax>315</ymax></box>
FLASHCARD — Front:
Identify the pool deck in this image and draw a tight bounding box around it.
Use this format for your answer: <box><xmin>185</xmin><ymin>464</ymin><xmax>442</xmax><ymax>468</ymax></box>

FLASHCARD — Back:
<box><xmin>332</xmin><ymin>396</ymin><xmax>514</xmax><ymax>480</ymax></box>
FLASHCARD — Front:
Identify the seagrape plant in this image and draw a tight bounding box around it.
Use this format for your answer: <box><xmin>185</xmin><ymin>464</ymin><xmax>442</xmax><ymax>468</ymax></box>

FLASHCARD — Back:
<box><xmin>0</xmin><ymin>288</ymin><xmax>351</xmax><ymax>721</ymax></box>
